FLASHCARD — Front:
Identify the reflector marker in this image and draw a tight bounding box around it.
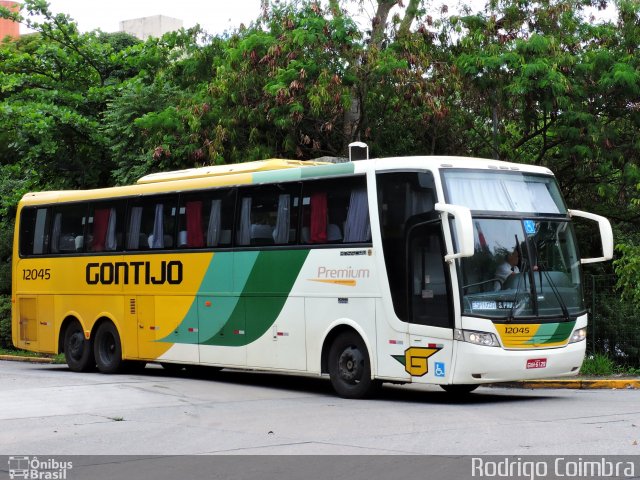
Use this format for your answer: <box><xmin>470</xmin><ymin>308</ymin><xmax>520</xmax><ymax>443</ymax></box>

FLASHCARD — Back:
<box><xmin>388</xmin><ymin>340</ymin><xmax>404</xmax><ymax>345</ymax></box>
<box><xmin>233</xmin><ymin>330</ymin><xmax>245</xmax><ymax>335</ymax></box>
<box><xmin>277</xmin><ymin>332</ymin><xmax>289</xmax><ymax>337</ymax></box>
<box><xmin>188</xmin><ymin>327</ymin><xmax>199</xmax><ymax>333</ymax></box>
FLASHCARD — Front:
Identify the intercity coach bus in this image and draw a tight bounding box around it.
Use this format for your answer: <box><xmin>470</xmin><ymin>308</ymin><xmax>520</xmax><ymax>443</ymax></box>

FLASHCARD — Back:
<box><xmin>12</xmin><ymin>153</ymin><xmax>613</xmax><ymax>397</ymax></box>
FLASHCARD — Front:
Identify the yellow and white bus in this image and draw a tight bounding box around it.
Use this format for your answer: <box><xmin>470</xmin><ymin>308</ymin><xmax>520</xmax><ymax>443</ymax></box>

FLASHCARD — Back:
<box><xmin>12</xmin><ymin>153</ymin><xmax>613</xmax><ymax>397</ymax></box>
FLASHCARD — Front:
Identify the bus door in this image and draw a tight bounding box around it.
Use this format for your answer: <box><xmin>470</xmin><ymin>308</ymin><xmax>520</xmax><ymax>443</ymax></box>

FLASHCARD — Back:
<box><xmin>405</xmin><ymin>221</ymin><xmax>454</xmax><ymax>383</ymax></box>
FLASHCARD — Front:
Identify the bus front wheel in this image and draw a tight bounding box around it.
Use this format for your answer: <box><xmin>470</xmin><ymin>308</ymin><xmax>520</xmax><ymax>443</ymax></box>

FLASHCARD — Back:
<box><xmin>328</xmin><ymin>332</ymin><xmax>379</xmax><ymax>399</ymax></box>
<box><xmin>63</xmin><ymin>321</ymin><xmax>95</xmax><ymax>372</ymax></box>
<box><xmin>94</xmin><ymin>322</ymin><xmax>124</xmax><ymax>374</ymax></box>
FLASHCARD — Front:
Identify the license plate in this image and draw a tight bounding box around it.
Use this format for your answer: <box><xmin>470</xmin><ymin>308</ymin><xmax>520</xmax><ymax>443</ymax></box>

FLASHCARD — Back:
<box><xmin>526</xmin><ymin>358</ymin><xmax>547</xmax><ymax>369</ymax></box>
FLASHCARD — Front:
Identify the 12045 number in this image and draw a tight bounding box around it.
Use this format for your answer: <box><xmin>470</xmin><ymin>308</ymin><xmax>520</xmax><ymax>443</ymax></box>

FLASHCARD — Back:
<box><xmin>504</xmin><ymin>326</ymin><xmax>530</xmax><ymax>335</ymax></box>
<box><xmin>22</xmin><ymin>268</ymin><xmax>51</xmax><ymax>280</ymax></box>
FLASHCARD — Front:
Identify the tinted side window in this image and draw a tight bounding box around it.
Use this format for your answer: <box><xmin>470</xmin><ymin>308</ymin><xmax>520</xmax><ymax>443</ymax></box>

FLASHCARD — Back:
<box><xmin>236</xmin><ymin>184</ymin><xmax>300</xmax><ymax>246</ymax></box>
<box><xmin>177</xmin><ymin>189</ymin><xmax>235</xmax><ymax>248</ymax></box>
<box><xmin>126</xmin><ymin>195</ymin><xmax>178</xmax><ymax>251</ymax></box>
<box><xmin>85</xmin><ymin>201</ymin><xmax>126</xmax><ymax>253</ymax></box>
<box><xmin>51</xmin><ymin>204</ymin><xmax>88</xmax><ymax>254</ymax></box>
<box><xmin>20</xmin><ymin>207</ymin><xmax>51</xmax><ymax>256</ymax></box>
<box><xmin>301</xmin><ymin>176</ymin><xmax>371</xmax><ymax>245</ymax></box>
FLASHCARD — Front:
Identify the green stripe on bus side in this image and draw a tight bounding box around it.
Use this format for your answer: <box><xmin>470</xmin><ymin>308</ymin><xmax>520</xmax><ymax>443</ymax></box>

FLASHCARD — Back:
<box><xmin>160</xmin><ymin>250</ymin><xmax>309</xmax><ymax>347</ymax></box>
<box><xmin>201</xmin><ymin>249</ymin><xmax>310</xmax><ymax>346</ymax></box>
<box><xmin>252</xmin><ymin>169</ymin><xmax>302</xmax><ymax>184</ymax></box>
<box><xmin>300</xmin><ymin>162</ymin><xmax>354</xmax><ymax>179</ymax></box>
<box><xmin>158</xmin><ymin>251</ymin><xmax>259</xmax><ymax>344</ymax></box>
<box><xmin>251</xmin><ymin>162</ymin><xmax>355</xmax><ymax>184</ymax></box>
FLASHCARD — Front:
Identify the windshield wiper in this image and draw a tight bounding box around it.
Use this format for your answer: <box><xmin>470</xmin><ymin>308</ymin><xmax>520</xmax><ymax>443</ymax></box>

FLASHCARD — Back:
<box><xmin>506</xmin><ymin>234</ymin><xmax>525</xmax><ymax>323</ymax></box>
<box><xmin>537</xmin><ymin>261</ymin><xmax>571</xmax><ymax>322</ymax></box>
<box><xmin>529</xmin><ymin>234</ymin><xmax>571</xmax><ymax>322</ymax></box>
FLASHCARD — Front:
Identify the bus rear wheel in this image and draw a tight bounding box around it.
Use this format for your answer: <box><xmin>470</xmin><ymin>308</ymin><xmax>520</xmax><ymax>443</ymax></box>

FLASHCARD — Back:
<box><xmin>94</xmin><ymin>322</ymin><xmax>124</xmax><ymax>374</ymax></box>
<box><xmin>328</xmin><ymin>332</ymin><xmax>379</xmax><ymax>399</ymax></box>
<box><xmin>63</xmin><ymin>321</ymin><xmax>95</xmax><ymax>372</ymax></box>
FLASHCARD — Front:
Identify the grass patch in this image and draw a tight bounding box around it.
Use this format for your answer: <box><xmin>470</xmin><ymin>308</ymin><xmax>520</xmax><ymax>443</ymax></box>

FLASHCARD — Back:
<box><xmin>0</xmin><ymin>347</ymin><xmax>49</xmax><ymax>358</ymax></box>
<box><xmin>581</xmin><ymin>353</ymin><xmax>640</xmax><ymax>376</ymax></box>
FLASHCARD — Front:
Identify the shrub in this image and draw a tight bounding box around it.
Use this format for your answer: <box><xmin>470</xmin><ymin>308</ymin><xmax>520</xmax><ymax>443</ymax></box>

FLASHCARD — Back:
<box><xmin>0</xmin><ymin>294</ymin><xmax>12</xmax><ymax>349</ymax></box>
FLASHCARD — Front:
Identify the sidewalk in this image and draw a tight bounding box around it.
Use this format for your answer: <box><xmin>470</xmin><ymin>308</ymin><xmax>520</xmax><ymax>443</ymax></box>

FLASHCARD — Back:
<box><xmin>0</xmin><ymin>354</ymin><xmax>54</xmax><ymax>363</ymax></box>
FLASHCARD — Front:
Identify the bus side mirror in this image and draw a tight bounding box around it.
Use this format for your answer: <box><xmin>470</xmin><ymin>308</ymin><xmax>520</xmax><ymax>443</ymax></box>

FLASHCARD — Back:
<box><xmin>568</xmin><ymin>209</ymin><xmax>614</xmax><ymax>264</ymax></box>
<box><xmin>435</xmin><ymin>203</ymin><xmax>474</xmax><ymax>262</ymax></box>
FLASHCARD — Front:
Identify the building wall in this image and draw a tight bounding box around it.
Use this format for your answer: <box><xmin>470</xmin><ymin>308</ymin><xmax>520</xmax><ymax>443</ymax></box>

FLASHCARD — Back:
<box><xmin>0</xmin><ymin>1</ymin><xmax>20</xmax><ymax>41</ymax></box>
<box><xmin>119</xmin><ymin>15</ymin><xmax>183</xmax><ymax>41</ymax></box>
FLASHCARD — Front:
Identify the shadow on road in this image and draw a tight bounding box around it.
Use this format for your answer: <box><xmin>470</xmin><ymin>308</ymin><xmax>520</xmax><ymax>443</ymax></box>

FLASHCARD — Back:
<box><xmin>42</xmin><ymin>363</ymin><xmax>557</xmax><ymax>405</ymax></box>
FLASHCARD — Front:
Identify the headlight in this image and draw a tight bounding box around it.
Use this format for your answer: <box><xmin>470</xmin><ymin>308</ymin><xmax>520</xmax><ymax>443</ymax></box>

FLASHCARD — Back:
<box><xmin>455</xmin><ymin>328</ymin><xmax>500</xmax><ymax>347</ymax></box>
<box><xmin>569</xmin><ymin>327</ymin><xmax>587</xmax><ymax>343</ymax></box>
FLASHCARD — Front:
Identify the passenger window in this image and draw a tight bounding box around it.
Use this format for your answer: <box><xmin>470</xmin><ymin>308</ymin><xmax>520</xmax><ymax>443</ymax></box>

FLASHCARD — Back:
<box><xmin>50</xmin><ymin>204</ymin><xmax>88</xmax><ymax>254</ymax></box>
<box><xmin>301</xmin><ymin>176</ymin><xmax>371</xmax><ymax>245</ymax></box>
<box><xmin>177</xmin><ymin>189</ymin><xmax>235</xmax><ymax>248</ymax></box>
<box><xmin>237</xmin><ymin>184</ymin><xmax>300</xmax><ymax>246</ymax></box>
<box><xmin>20</xmin><ymin>207</ymin><xmax>51</xmax><ymax>256</ymax></box>
<box><xmin>85</xmin><ymin>201</ymin><xmax>126</xmax><ymax>253</ymax></box>
<box><xmin>126</xmin><ymin>195</ymin><xmax>178</xmax><ymax>250</ymax></box>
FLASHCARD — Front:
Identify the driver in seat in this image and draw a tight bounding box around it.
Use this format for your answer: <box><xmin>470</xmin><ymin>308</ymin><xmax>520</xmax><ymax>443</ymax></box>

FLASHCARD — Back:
<box><xmin>494</xmin><ymin>248</ymin><xmax>520</xmax><ymax>290</ymax></box>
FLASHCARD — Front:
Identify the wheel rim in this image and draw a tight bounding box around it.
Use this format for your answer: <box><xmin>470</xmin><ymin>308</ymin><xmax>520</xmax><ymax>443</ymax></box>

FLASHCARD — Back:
<box><xmin>337</xmin><ymin>345</ymin><xmax>364</xmax><ymax>384</ymax></box>
<box><xmin>98</xmin><ymin>331</ymin><xmax>116</xmax><ymax>365</ymax></box>
<box><xmin>68</xmin><ymin>330</ymin><xmax>85</xmax><ymax>361</ymax></box>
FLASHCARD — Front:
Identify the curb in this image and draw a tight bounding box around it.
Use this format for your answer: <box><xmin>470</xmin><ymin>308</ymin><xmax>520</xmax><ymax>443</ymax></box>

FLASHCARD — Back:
<box><xmin>492</xmin><ymin>379</ymin><xmax>640</xmax><ymax>390</ymax></box>
<box><xmin>0</xmin><ymin>354</ymin><xmax>54</xmax><ymax>364</ymax></box>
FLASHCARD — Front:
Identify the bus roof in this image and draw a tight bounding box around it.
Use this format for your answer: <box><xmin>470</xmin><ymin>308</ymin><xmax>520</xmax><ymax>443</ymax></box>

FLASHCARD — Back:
<box><xmin>18</xmin><ymin>156</ymin><xmax>555</xmax><ymax>207</ymax></box>
<box><xmin>136</xmin><ymin>159</ymin><xmax>331</xmax><ymax>184</ymax></box>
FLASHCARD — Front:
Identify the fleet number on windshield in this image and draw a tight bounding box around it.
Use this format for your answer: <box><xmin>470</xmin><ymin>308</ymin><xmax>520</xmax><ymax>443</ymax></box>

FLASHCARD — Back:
<box><xmin>22</xmin><ymin>268</ymin><xmax>51</xmax><ymax>280</ymax></box>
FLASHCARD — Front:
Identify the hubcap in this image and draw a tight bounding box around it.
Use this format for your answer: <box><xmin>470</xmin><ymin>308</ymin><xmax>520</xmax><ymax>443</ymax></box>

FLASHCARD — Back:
<box><xmin>100</xmin><ymin>333</ymin><xmax>115</xmax><ymax>363</ymax></box>
<box><xmin>69</xmin><ymin>331</ymin><xmax>84</xmax><ymax>360</ymax></box>
<box><xmin>338</xmin><ymin>346</ymin><xmax>364</xmax><ymax>384</ymax></box>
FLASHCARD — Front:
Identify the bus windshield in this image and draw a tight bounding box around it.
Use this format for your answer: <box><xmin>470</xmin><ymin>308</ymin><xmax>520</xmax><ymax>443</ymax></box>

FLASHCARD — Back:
<box><xmin>458</xmin><ymin>218</ymin><xmax>584</xmax><ymax>319</ymax></box>
<box><xmin>443</xmin><ymin>170</ymin><xmax>566</xmax><ymax>214</ymax></box>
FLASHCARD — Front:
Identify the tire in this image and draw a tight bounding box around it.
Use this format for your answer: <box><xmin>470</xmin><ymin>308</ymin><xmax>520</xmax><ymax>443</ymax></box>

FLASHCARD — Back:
<box><xmin>94</xmin><ymin>322</ymin><xmax>124</xmax><ymax>374</ymax></box>
<box><xmin>328</xmin><ymin>332</ymin><xmax>379</xmax><ymax>399</ymax></box>
<box><xmin>440</xmin><ymin>384</ymin><xmax>479</xmax><ymax>395</ymax></box>
<box><xmin>63</xmin><ymin>320</ymin><xmax>95</xmax><ymax>372</ymax></box>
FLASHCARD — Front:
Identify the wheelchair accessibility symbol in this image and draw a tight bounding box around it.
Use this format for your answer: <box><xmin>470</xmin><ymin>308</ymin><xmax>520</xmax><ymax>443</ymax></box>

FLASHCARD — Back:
<box><xmin>435</xmin><ymin>362</ymin><xmax>445</xmax><ymax>377</ymax></box>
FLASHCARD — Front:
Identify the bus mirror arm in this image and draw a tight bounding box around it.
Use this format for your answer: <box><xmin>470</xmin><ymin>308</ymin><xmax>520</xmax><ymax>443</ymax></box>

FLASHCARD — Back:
<box><xmin>435</xmin><ymin>203</ymin><xmax>474</xmax><ymax>263</ymax></box>
<box><xmin>568</xmin><ymin>209</ymin><xmax>614</xmax><ymax>264</ymax></box>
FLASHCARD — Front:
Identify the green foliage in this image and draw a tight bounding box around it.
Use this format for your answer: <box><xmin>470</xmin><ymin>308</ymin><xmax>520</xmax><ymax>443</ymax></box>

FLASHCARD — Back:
<box><xmin>580</xmin><ymin>353</ymin><xmax>617</xmax><ymax>376</ymax></box>
<box><xmin>0</xmin><ymin>295</ymin><xmax>11</xmax><ymax>349</ymax></box>
<box><xmin>2</xmin><ymin>0</ymin><xmax>640</xmax><ymax>367</ymax></box>
<box><xmin>614</xmin><ymin>244</ymin><xmax>640</xmax><ymax>307</ymax></box>
<box><xmin>591</xmin><ymin>290</ymin><xmax>640</xmax><ymax>368</ymax></box>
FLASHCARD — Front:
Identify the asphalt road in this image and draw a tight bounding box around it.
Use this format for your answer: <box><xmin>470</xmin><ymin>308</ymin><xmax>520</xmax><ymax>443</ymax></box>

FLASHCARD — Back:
<box><xmin>1</xmin><ymin>361</ymin><xmax>639</xmax><ymax>456</ymax></box>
